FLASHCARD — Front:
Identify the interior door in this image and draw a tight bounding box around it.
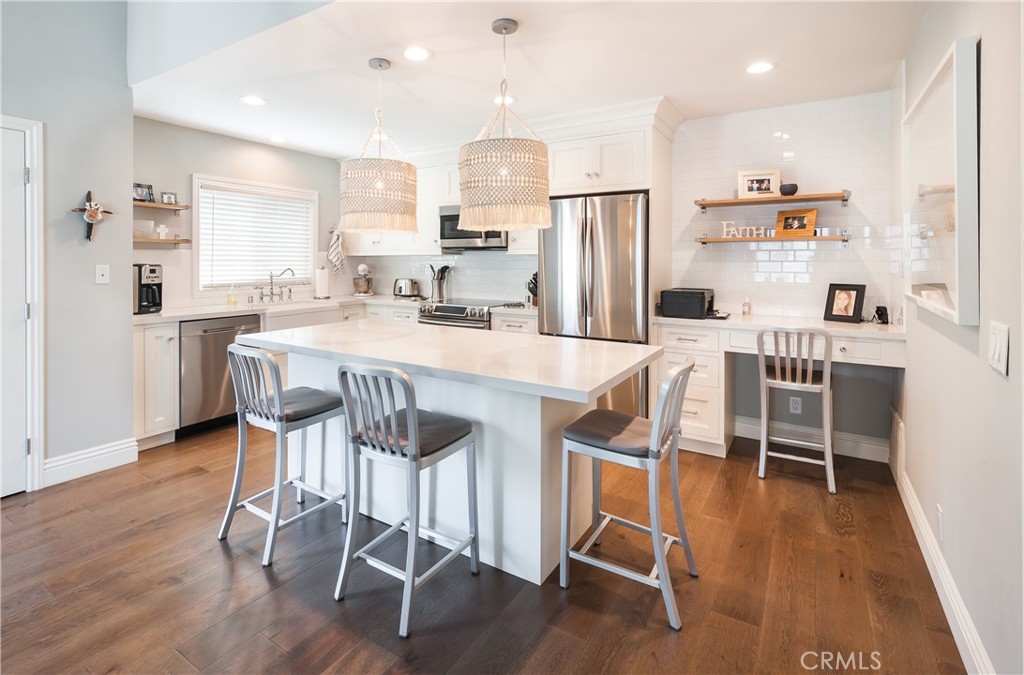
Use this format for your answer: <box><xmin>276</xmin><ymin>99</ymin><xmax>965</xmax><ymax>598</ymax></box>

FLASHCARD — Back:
<box><xmin>539</xmin><ymin>197</ymin><xmax>586</xmax><ymax>337</ymax></box>
<box><xmin>586</xmin><ymin>193</ymin><xmax>647</xmax><ymax>342</ymax></box>
<box><xmin>2</xmin><ymin>126</ymin><xmax>28</xmax><ymax>496</ymax></box>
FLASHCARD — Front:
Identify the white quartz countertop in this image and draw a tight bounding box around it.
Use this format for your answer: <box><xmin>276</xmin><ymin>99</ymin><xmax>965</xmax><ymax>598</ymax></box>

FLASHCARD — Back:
<box><xmin>237</xmin><ymin>319</ymin><xmax>662</xmax><ymax>403</ymax></box>
<box><xmin>654</xmin><ymin>313</ymin><xmax>906</xmax><ymax>340</ymax></box>
<box><xmin>131</xmin><ymin>295</ymin><xmax>401</xmax><ymax>326</ymax></box>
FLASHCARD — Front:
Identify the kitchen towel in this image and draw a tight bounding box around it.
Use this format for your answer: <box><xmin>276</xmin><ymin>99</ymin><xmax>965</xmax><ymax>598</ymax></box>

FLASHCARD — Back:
<box><xmin>327</xmin><ymin>229</ymin><xmax>345</xmax><ymax>272</ymax></box>
<box><xmin>314</xmin><ymin>268</ymin><xmax>330</xmax><ymax>299</ymax></box>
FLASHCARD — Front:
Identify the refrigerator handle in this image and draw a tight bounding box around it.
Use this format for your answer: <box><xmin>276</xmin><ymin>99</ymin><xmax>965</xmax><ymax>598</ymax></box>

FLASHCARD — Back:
<box><xmin>584</xmin><ymin>214</ymin><xmax>594</xmax><ymax>321</ymax></box>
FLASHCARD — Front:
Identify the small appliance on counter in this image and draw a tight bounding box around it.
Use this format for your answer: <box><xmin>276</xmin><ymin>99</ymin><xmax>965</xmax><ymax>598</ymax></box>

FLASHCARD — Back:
<box><xmin>393</xmin><ymin>278</ymin><xmax>420</xmax><ymax>299</ymax></box>
<box><xmin>352</xmin><ymin>263</ymin><xmax>373</xmax><ymax>297</ymax></box>
<box><xmin>133</xmin><ymin>263</ymin><xmax>163</xmax><ymax>315</ymax></box>
<box><xmin>659</xmin><ymin>288</ymin><xmax>725</xmax><ymax>319</ymax></box>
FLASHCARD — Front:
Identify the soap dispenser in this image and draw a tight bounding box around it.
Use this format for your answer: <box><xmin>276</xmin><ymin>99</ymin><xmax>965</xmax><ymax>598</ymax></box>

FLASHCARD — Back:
<box><xmin>742</xmin><ymin>296</ymin><xmax>752</xmax><ymax>316</ymax></box>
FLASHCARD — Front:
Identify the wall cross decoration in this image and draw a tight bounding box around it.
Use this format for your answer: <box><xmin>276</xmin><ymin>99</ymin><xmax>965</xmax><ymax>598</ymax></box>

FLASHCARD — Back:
<box><xmin>70</xmin><ymin>190</ymin><xmax>114</xmax><ymax>241</ymax></box>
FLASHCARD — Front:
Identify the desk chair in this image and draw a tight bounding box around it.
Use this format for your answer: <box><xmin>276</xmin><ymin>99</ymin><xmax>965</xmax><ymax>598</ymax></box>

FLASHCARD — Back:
<box><xmin>559</xmin><ymin>362</ymin><xmax>700</xmax><ymax>631</ymax></box>
<box><xmin>334</xmin><ymin>363</ymin><xmax>479</xmax><ymax>638</ymax></box>
<box><xmin>756</xmin><ymin>328</ymin><xmax>836</xmax><ymax>493</ymax></box>
<box><xmin>218</xmin><ymin>344</ymin><xmax>348</xmax><ymax>566</ymax></box>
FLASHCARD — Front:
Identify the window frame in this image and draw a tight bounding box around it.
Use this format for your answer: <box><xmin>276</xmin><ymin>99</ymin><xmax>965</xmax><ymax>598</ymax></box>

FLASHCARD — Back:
<box><xmin>191</xmin><ymin>173</ymin><xmax>319</xmax><ymax>299</ymax></box>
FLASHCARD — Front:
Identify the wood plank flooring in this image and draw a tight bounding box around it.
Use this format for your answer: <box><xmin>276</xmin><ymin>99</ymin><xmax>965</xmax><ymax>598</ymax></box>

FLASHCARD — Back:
<box><xmin>1</xmin><ymin>427</ymin><xmax>963</xmax><ymax>674</ymax></box>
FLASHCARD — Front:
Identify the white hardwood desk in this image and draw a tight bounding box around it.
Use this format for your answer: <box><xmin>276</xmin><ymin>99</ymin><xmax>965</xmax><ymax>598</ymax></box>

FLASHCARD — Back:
<box><xmin>238</xmin><ymin>319</ymin><xmax>662</xmax><ymax>584</ymax></box>
<box><xmin>652</xmin><ymin>315</ymin><xmax>907</xmax><ymax>458</ymax></box>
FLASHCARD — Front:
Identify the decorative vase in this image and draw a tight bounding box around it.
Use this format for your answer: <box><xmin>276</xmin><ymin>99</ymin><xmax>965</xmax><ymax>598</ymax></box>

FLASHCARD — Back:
<box><xmin>780</xmin><ymin>183</ymin><xmax>798</xmax><ymax>196</ymax></box>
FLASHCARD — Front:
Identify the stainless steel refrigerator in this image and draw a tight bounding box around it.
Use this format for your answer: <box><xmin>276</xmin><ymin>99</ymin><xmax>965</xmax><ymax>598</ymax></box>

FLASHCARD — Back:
<box><xmin>539</xmin><ymin>192</ymin><xmax>648</xmax><ymax>416</ymax></box>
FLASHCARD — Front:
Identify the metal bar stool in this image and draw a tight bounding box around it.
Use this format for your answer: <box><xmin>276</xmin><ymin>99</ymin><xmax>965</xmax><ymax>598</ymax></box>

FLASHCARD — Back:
<box><xmin>756</xmin><ymin>328</ymin><xmax>836</xmax><ymax>493</ymax></box>
<box><xmin>559</xmin><ymin>361</ymin><xmax>700</xmax><ymax>631</ymax></box>
<box><xmin>218</xmin><ymin>344</ymin><xmax>347</xmax><ymax>566</ymax></box>
<box><xmin>334</xmin><ymin>362</ymin><xmax>479</xmax><ymax>638</ymax></box>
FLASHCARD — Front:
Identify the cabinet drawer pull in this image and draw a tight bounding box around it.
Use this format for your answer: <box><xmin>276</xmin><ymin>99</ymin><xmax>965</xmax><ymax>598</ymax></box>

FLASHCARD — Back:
<box><xmin>682</xmin><ymin>409</ymin><xmax>699</xmax><ymax>416</ymax></box>
<box><xmin>675</xmin><ymin>336</ymin><xmax>699</xmax><ymax>342</ymax></box>
<box><xmin>506</xmin><ymin>323</ymin><xmax>523</xmax><ymax>329</ymax></box>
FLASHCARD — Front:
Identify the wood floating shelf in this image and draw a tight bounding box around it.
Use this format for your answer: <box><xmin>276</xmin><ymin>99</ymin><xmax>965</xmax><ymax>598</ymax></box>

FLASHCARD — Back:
<box><xmin>694</xmin><ymin>191</ymin><xmax>850</xmax><ymax>212</ymax></box>
<box><xmin>696</xmin><ymin>232</ymin><xmax>849</xmax><ymax>248</ymax></box>
<box><xmin>133</xmin><ymin>238</ymin><xmax>191</xmax><ymax>248</ymax></box>
<box><xmin>133</xmin><ymin>201</ymin><xmax>191</xmax><ymax>214</ymax></box>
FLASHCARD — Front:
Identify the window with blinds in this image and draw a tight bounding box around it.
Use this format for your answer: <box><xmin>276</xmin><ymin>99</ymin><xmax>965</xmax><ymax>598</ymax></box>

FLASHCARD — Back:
<box><xmin>194</xmin><ymin>175</ymin><xmax>318</xmax><ymax>290</ymax></box>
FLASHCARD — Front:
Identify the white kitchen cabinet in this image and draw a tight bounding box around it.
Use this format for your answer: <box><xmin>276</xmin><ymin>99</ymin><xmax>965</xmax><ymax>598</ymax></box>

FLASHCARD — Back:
<box><xmin>548</xmin><ymin>130</ymin><xmax>647</xmax><ymax>195</ymax></box>
<box><xmin>656</xmin><ymin>325</ymin><xmax>725</xmax><ymax>446</ymax></box>
<box><xmin>343</xmin><ymin>166</ymin><xmax>441</xmax><ymax>256</ymax></box>
<box><xmin>365</xmin><ymin>305</ymin><xmax>387</xmax><ymax>320</ymax></box>
<box><xmin>389</xmin><ymin>307</ymin><xmax>418</xmax><ymax>323</ymax></box>
<box><xmin>506</xmin><ymin>229</ymin><xmax>538</xmax><ymax>255</ymax></box>
<box><xmin>133</xmin><ymin>322</ymin><xmax>180</xmax><ymax>441</ymax></box>
<box><xmin>340</xmin><ymin>305</ymin><xmax>366</xmax><ymax>321</ymax></box>
<box><xmin>439</xmin><ymin>163</ymin><xmax>460</xmax><ymax>206</ymax></box>
<box><xmin>491</xmin><ymin>313</ymin><xmax>538</xmax><ymax>334</ymax></box>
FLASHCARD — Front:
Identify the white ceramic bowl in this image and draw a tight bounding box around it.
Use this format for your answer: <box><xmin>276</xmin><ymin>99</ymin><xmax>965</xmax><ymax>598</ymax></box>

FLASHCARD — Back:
<box><xmin>133</xmin><ymin>219</ymin><xmax>154</xmax><ymax>238</ymax></box>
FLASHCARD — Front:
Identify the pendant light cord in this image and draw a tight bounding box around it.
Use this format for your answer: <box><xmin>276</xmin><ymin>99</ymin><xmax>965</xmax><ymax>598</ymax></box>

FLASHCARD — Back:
<box><xmin>500</xmin><ymin>26</ymin><xmax>508</xmax><ymax>137</ymax></box>
<box><xmin>375</xmin><ymin>62</ymin><xmax>383</xmax><ymax>158</ymax></box>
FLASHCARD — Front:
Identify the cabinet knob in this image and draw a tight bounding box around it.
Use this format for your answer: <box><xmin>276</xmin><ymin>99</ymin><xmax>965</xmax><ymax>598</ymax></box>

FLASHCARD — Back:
<box><xmin>593</xmin><ymin>172</ymin><xmax>600</xmax><ymax>179</ymax></box>
<box><xmin>839</xmin><ymin>346</ymin><xmax>848</xmax><ymax>353</ymax></box>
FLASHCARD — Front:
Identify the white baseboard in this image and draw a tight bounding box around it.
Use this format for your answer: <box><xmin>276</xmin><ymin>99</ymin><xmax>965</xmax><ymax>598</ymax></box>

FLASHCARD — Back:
<box><xmin>42</xmin><ymin>437</ymin><xmax>138</xmax><ymax>487</ymax></box>
<box><xmin>734</xmin><ymin>415</ymin><xmax>890</xmax><ymax>463</ymax></box>
<box><xmin>888</xmin><ymin>410</ymin><xmax>993</xmax><ymax>674</ymax></box>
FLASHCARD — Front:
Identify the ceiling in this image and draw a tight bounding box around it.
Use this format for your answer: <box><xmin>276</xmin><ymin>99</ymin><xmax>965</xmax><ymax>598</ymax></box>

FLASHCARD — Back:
<box><xmin>131</xmin><ymin>2</ymin><xmax>927</xmax><ymax>160</ymax></box>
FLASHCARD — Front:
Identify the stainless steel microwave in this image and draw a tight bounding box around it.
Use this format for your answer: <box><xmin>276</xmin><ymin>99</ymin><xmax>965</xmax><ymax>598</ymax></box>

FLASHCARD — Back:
<box><xmin>439</xmin><ymin>205</ymin><xmax>508</xmax><ymax>251</ymax></box>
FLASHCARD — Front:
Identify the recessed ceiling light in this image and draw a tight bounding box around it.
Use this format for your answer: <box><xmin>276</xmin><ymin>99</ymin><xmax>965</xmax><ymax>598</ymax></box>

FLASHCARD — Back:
<box><xmin>746</xmin><ymin>61</ymin><xmax>775</xmax><ymax>75</ymax></box>
<box><xmin>403</xmin><ymin>46</ymin><xmax>433</xmax><ymax>61</ymax></box>
<box><xmin>773</xmin><ymin>131</ymin><xmax>790</xmax><ymax>140</ymax></box>
<box><xmin>493</xmin><ymin>95</ymin><xmax>515</xmax><ymax>105</ymax></box>
<box><xmin>269</xmin><ymin>136</ymin><xmax>286</xmax><ymax>144</ymax></box>
<box><xmin>782</xmin><ymin>151</ymin><xmax>796</xmax><ymax>160</ymax></box>
<box><xmin>239</xmin><ymin>94</ymin><xmax>268</xmax><ymax>106</ymax></box>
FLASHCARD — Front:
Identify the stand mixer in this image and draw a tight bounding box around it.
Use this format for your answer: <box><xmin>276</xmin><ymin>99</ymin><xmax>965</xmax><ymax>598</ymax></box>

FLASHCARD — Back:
<box><xmin>352</xmin><ymin>263</ymin><xmax>373</xmax><ymax>297</ymax></box>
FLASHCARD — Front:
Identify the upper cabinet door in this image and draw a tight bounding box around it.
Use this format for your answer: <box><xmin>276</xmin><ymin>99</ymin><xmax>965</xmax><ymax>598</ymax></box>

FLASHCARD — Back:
<box><xmin>548</xmin><ymin>131</ymin><xmax>647</xmax><ymax>196</ymax></box>
<box><xmin>439</xmin><ymin>163</ymin><xmax>461</xmax><ymax>206</ymax></box>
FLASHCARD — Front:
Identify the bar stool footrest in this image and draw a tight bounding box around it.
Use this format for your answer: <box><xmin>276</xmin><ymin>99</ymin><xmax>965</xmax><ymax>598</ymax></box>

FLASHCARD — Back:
<box><xmin>355</xmin><ymin>515</ymin><xmax>476</xmax><ymax>589</ymax></box>
<box><xmin>767</xmin><ymin>434</ymin><xmax>825</xmax><ymax>451</ymax></box>
<box><xmin>571</xmin><ymin>510</ymin><xmax>686</xmax><ymax>587</ymax></box>
<box><xmin>766</xmin><ymin>449</ymin><xmax>827</xmax><ymax>466</ymax></box>
<box><xmin>237</xmin><ymin>478</ymin><xmax>346</xmax><ymax>529</ymax></box>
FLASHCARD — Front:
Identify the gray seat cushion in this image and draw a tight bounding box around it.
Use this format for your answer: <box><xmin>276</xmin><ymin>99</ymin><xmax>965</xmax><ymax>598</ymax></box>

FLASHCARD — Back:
<box><xmin>272</xmin><ymin>386</ymin><xmax>344</xmax><ymax>422</ymax></box>
<box><xmin>358</xmin><ymin>409</ymin><xmax>473</xmax><ymax>457</ymax></box>
<box><xmin>765</xmin><ymin>365</ymin><xmax>824</xmax><ymax>385</ymax></box>
<box><xmin>563</xmin><ymin>409</ymin><xmax>651</xmax><ymax>457</ymax></box>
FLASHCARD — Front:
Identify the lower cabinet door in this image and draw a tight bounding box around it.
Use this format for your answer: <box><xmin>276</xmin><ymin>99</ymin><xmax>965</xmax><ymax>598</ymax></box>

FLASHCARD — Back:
<box><xmin>678</xmin><ymin>384</ymin><xmax>721</xmax><ymax>441</ymax></box>
<box><xmin>142</xmin><ymin>323</ymin><xmax>180</xmax><ymax>436</ymax></box>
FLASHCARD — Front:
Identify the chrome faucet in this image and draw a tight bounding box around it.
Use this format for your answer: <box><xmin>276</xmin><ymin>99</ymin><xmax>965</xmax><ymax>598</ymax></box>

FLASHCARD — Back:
<box><xmin>268</xmin><ymin>267</ymin><xmax>295</xmax><ymax>302</ymax></box>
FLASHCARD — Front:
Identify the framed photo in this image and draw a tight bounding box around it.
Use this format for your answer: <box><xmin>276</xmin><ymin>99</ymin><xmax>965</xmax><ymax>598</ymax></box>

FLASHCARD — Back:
<box><xmin>824</xmin><ymin>283</ymin><xmax>866</xmax><ymax>323</ymax></box>
<box><xmin>774</xmin><ymin>208</ymin><xmax>818</xmax><ymax>237</ymax></box>
<box><xmin>737</xmin><ymin>168</ymin><xmax>781</xmax><ymax>199</ymax></box>
<box><xmin>133</xmin><ymin>183</ymin><xmax>154</xmax><ymax>202</ymax></box>
<box><xmin>160</xmin><ymin>191</ymin><xmax>178</xmax><ymax>204</ymax></box>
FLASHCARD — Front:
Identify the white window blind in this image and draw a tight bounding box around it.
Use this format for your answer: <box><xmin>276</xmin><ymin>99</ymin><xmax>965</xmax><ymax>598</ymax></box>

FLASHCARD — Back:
<box><xmin>195</xmin><ymin>176</ymin><xmax>317</xmax><ymax>290</ymax></box>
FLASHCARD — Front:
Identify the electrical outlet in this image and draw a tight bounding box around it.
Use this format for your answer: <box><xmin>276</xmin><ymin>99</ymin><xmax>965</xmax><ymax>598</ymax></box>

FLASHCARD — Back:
<box><xmin>95</xmin><ymin>264</ymin><xmax>110</xmax><ymax>284</ymax></box>
<box><xmin>789</xmin><ymin>396</ymin><xmax>802</xmax><ymax>414</ymax></box>
<box><xmin>936</xmin><ymin>503</ymin><xmax>944</xmax><ymax>544</ymax></box>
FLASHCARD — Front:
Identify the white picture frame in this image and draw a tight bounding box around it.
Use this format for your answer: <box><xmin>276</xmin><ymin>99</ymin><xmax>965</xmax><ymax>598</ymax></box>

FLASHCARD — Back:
<box><xmin>903</xmin><ymin>36</ymin><xmax>979</xmax><ymax>326</ymax></box>
<box><xmin>737</xmin><ymin>168</ymin><xmax>782</xmax><ymax>199</ymax></box>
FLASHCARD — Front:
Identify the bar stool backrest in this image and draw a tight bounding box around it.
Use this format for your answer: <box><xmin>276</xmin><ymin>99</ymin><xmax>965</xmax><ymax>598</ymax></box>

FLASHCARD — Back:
<box><xmin>226</xmin><ymin>344</ymin><xmax>286</xmax><ymax>424</ymax></box>
<box><xmin>757</xmin><ymin>328</ymin><xmax>833</xmax><ymax>390</ymax></box>
<box><xmin>646</xmin><ymin>360</ymin><xmax>696</xmax><ymax>460</ymax></box>
<box><xmin>338</xmin><ymin>363</ymin><xmax>421</xmax><ymax>461</ymax></box>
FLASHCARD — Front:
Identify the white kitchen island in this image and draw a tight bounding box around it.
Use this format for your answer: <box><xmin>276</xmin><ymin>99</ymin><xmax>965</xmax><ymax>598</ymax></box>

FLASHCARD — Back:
<box><xmin>237</xmin><ymin>319</ymin><xmax>662</xmax><ymax>584</ymax></box>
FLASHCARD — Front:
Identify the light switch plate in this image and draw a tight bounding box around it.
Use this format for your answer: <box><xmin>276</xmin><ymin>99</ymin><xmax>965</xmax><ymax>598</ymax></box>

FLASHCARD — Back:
<box><xmin>987</xmin><ymin>321</ymin><xmax>1009</xmax><ymax>375</ymax></box>
<box><xmin>95</xmin><ymin>264</ymin><xmax>110</xmax><ymax>285</ymax></box>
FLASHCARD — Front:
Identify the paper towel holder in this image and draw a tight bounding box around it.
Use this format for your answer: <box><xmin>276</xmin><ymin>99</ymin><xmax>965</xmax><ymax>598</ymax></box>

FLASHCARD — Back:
<box><xmin>313</xmin><ymin>266</ymin><xmax>331</xmax><ymax>299</ymax></box>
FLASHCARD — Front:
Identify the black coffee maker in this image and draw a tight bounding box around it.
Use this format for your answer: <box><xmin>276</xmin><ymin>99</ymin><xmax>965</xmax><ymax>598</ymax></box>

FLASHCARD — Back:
<box><xmin>133</xmin><ymin>263</ymin><xmax>163</xmax><ymax>314</ymax></box>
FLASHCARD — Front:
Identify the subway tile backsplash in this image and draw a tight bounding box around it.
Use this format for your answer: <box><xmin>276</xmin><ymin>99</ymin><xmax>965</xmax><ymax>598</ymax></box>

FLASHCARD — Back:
<box><xmin>672</xmin><ymin>91</ymin><xmax>900</xmax><ymax>320</ymax></box>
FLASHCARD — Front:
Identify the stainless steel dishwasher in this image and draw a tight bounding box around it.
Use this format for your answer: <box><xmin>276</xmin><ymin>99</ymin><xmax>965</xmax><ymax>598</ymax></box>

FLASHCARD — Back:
<box><xmin>179</xmin><ymin>314</ymin><xmax>261</xmax><ymax>428</ymax></box>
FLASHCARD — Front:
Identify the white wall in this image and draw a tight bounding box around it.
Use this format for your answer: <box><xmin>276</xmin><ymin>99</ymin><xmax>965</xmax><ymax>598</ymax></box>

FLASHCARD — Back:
<box><xmin>672</xmin><ymin>92</ymin><xmax>898</xmax><ymax>319</ymax></box>
<box><xmin>1</xmin><ymin>1</ymin><xmax>134</xmax><ymax>461</ymax></box>
<box><xmin>900</xmin><ymin>4</ymin><xmax>1022</xmax><ymax>672</ymax></box>
<box><xmin>133</xmin><ymin>117</ymin><xmax>340</xmax><ymax>308</ymax></box>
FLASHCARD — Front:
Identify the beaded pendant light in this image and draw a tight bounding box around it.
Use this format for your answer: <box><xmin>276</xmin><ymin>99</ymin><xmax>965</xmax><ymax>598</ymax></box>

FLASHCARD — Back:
<box><xmin>458</xmin><ymin>19</ymin><xmax>551</xmax><ymax>232</ymax></box>
<box><xmin>339</xmin><ymin>58</ymin><xmax>417</xmax><ymax>232</ymax></box>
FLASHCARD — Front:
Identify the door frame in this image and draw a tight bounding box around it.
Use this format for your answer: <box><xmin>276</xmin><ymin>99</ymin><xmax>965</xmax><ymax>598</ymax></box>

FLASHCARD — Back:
<box><xmin>3</xmin><ymin>115</ymin><xmax>45</xmax><ymax>492</ymax></box>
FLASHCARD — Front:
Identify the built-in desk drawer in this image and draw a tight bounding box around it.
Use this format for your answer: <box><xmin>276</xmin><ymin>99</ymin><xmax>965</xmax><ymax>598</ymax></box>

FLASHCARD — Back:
<box><xmin>730</xmin><ymin>331</ymin><xmax>884</xmax><ymax>362</ymax></box>
<box><xmin>679</xmin><ymin>384</ymin><xmax>720</xmax><ymax>441</ymax></box>
<box><xmin>659</xmin><ymin>351</ymin><xmax>720</xmax><ymax>389</ymax></box>
<box><xmin>659</xmin><ymin>326</ymin><xmax>719</xmax><ymax>352</ymax></box>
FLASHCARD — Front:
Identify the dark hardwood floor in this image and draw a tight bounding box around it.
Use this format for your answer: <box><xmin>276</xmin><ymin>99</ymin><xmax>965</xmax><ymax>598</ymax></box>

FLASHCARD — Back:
<box><xmin>1</xmin><ymin>426</ymin><xmax>963</xmax><ymax>674</ymax></box>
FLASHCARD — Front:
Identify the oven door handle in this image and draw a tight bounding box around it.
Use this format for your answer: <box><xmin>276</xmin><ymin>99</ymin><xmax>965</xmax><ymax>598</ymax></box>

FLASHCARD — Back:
<box><xmin>417</xmin><ymin>316</ymin><xmax>488</xmax><ymax>329</ymax></box>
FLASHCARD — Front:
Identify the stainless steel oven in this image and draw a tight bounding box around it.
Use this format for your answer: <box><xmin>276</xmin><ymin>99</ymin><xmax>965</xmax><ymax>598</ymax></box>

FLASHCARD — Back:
<box><xmin>417</xmin><ymin>298</ymin><xmax>505</xmax><ymax>329</ymax></box>
<box><xmin>439</xmin><ymin>206</ymin><xmax>508</xmax><ymax>251</ymax></box>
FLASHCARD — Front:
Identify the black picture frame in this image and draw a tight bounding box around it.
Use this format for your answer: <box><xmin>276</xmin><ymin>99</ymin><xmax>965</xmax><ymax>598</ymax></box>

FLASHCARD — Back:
<box><xmin>824</xmin><ymin>283</ymin><xmax>866</xmax><ymax>323</ymax></box>
<box><xmin>133</xmin><ymin>183</ymin><xmax>154</xmax><ymax>202</ymax></box>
